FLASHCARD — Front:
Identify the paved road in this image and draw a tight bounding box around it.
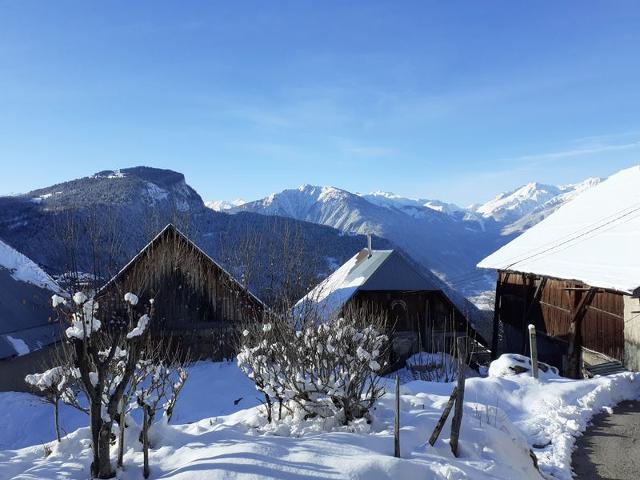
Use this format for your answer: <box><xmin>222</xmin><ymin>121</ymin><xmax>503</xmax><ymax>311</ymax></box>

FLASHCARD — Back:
<box><xmin>572</xmin><ymin>400</ymin><xmax>640</xmax><ymax>479</ymax></box>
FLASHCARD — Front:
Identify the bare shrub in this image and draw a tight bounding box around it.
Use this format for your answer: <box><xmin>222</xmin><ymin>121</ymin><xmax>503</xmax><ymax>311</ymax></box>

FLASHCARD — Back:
<box><xmin>237</xmin><ymin>305</ymin><xmax>388</xmax><ymax>425</ymax></box>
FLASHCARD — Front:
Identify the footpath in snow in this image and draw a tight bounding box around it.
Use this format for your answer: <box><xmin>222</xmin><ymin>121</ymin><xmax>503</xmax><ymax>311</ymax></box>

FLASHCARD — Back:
<box><xmin>1</xmin><ymin>355</ymin><xmax>639</xmax><ymax>479</ymax></box>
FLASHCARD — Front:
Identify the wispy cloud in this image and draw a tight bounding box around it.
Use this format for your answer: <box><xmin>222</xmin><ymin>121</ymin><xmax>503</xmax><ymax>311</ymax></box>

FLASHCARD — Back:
<box><xmin>510</xmin><ymin>140</ymin><xmax>640</xmax><ymax>163</ymax></box>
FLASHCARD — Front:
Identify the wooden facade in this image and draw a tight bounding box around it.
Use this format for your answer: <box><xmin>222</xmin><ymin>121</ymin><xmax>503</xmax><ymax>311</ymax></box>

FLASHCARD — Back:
<box><xmin>492</xmin><ymin>270</ymin><xmax>626</xmax><ymax>375</ymax></box>
<box><xmin>348</xmin><ymin>289</ymin><xmax>480</xmax><ymax>369</ymax></box>
<box><xmin>99</xmin><ymin>224</ymin><xmax>263</xmax><ymax>359</ymax></box>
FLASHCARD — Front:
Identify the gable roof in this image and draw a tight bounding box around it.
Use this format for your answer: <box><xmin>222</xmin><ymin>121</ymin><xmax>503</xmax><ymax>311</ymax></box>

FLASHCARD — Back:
<box><xmin>478</xmin><ymin>165</ymin><xmax>640</xmax><ymax>294</ymax></box>
<box><xmin>0</xmin><ymin>241</ymin><xmax>62</xmax><ymax>359</ymax></box>
<box><xmin>101</xmin><ymin>224</ymin><xmax>264</xmax><ymax>307</ymax></box>
<box><xmin>295</xmin><ymin>248</ymin><xmax>440</xmax><ymax>319</ymax></box>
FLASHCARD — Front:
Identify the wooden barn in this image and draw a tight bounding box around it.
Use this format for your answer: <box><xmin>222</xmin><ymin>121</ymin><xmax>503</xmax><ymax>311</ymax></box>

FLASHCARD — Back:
<box><xmin>295</xmin><ymin>238</ymin><xmax>485</xmax><ymax>366</ymax></box>
<box><xmin>478</xmin><ymin>166</ymin><xmax>640</xmax><ymax>377</ymax></box>
<box><xmin>99</xmin><ymin>224</ymin><xmax>264</xmax><ymax>358</ymax></box>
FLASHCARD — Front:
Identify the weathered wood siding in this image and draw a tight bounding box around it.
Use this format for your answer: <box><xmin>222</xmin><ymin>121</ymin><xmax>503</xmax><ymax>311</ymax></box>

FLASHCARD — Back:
<box><xmin>495</xmin><ymin>271</ymin><xmax>625</xmax><ymax>366</ymax></box>
<box><xmin>350</xmin><ymin>290</ymin><xmax>475</xmax><ymax>367</ymax></box>
<box><xmin>99</xmin><ymin>226</ymin><xmax>263</xmax><ymax>358</ymax></box>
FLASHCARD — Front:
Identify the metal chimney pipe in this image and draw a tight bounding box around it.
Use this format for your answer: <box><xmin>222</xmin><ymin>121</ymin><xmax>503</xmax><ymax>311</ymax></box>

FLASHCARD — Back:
<box><xmin>367</xmin><ymin>233</ymin><xmax>372</xmax><ymax>258</ymax></box>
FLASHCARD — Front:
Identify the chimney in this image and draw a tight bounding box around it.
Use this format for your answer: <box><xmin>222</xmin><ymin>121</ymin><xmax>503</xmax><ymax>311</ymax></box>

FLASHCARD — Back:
<box><xmin>367</xmin><ymin>233</ymin><xmax>372</xmax><ymax>258</ymax></box>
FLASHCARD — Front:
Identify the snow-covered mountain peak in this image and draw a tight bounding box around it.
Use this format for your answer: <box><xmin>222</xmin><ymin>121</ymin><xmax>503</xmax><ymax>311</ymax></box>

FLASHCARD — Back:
<box><xmin>475</xmin><ymin>182</ymin><xmax>562</xmax><ymax>223</ymax></box>
<box><xmin>559</xmin><ymin>177</ymin><xmax>602</xmax><ymax>193</ymax></box>
<box><xmin>361</xmin><ymin>191</ymin><xmax>465</xmax><ymax>219</ymax></box>
<box><xmin>205</xmin><ymin>199</ymin><xmax>246</xmax><ymax>211</ymax></box>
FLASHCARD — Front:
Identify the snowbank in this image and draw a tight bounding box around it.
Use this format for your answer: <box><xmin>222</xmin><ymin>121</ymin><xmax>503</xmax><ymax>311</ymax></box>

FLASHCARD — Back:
<box><xmin>488</xmin><ymin>353</ymin><xmax>559</xmax><ymax>379</ymax></box>
<box><xmin>1</xmin><ymin>359</ymin><xmax>638</xmax><ymax>479</ymax></box>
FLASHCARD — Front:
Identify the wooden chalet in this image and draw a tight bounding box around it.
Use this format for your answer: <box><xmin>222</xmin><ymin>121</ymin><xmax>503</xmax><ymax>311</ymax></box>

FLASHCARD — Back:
<box><xmin>99</xmin><ymin>224</ymin><xmax>264</xmax><ymax>359</ymax></box>
<box><xmin>478</xmin><ymin>166</ymin><xmax>640</xmax><ymax>377</ymax></box>
<box><xmin>296</xmin><ymin>238</ymin><xmax>485</xmax><ymax>367</ymax></box>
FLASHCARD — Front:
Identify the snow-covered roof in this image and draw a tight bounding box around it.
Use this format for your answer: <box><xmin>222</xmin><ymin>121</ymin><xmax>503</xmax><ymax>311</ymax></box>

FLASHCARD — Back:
<box><xmin>0</xmin><ymin>240</ymin><xmax>62</xmax><ymax>359</ymax></box>
<box><xmin>478</xmin><ymin>165</ymin><xmax>640</xmax><ymax>294</ymax></box>
<box><xmin>0</xmin><ymin>239</ymin><xmax>61</xmax><ymax>293</ymax></box>
<box><xmin>295</xmin><ymin>248</ymin><xmax>440</xmax><ymax>319</ymax></box>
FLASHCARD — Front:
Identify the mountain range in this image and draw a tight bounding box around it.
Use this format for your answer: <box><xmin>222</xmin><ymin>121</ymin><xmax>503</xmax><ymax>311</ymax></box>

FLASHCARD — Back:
<box><xmin>0</xmin><ymin>167</ymin><xmax>418</xmax><ymax>310</ymax></box>
<box><xmin>0</xmin><ymin>166</ymin><xmax>605</xmax><ymax>348</ymax></box>
<box><xmin>216</xmin><ymin>177</ymin><xmax>602</xmax><ymax>305</ymax></box>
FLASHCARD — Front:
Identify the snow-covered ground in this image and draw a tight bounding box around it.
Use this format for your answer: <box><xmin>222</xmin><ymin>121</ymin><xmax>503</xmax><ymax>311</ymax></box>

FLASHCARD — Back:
<box><xmin>1</xmin><ymin>356</ymin><xmax>638</xmax><ymax>479</ymax></box>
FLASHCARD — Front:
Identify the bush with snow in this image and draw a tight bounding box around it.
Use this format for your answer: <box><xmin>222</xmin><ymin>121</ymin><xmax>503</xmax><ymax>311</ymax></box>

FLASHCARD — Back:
<box><xmin>237</xmin><ymin>308</ymin><xmax>388</xmax><ymax>426</ymax></box>
<box><xmin>24</xmin><ymin>366</ymin><xmax>83</xmax><ymax>443</ymax></box>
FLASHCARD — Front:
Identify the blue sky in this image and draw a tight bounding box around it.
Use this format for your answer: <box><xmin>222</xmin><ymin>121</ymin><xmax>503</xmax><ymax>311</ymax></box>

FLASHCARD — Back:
<box><xmin>1</xmin><ymin>1</ymin><xmax>639</xmax><ymax>205</ymax></box>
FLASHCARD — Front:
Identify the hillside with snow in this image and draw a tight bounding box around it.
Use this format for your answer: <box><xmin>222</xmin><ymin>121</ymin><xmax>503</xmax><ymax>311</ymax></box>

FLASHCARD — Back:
<box><xmin>474</xmin><ymin>178</ymin><xmax>602</xmax><ymax>232</ymax></box>
<box><xmin>0</xmin><ymin>167</ymin><xmax>403</xmax><ymax>313</ymax></box>
<box><xmin>1</xmin><ymin>357</ymin><xmax>638</xmax><ymax>480</ymax></box>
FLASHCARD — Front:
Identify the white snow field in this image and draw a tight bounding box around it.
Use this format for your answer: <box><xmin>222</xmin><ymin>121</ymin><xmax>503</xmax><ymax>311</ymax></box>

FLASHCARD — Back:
<box><xmin>0</xmin><ymin>357</ymin><xmax>638</xmax><ymax>480</ymax></box>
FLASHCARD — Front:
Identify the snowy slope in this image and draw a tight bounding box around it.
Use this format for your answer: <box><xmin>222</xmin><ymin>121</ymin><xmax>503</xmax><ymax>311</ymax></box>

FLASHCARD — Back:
<box><xmin>0</xmin><ymin>168</ymin><xmax>382</xmax><ymax>308</ymax></box>
<box><xmin>476</xmin><ymin>178</ymin><xmax>602</xmax><ymax>229</ymax></box>
<box><xmin>233</xmin><ymin>185</ymin><xmax>500</xmax><ymax>300</ymax></box>
<box><xmin>1</xmin><ymin>359</ymin><xmax>639</xmax><ymax>480</ymax></box>
<box><xmin>205</xmin><ymin>199</ymin><xmax>246</xmax><ymax>211</ymax></box>
<box><xmin>478</xmin><ymin>166</ymin><xmax>640</xmax><ymax>293</ymax></box>
<box><xmin>231</xmin><ymin>177</ymin><xmax>604</xmax><ymax>304</ymax></box>
<box><xmin>361</xmin><ymin>191</ymin><xmax>467</xmax><ymax>218</ymax></box>
<box><xmin>501</xmin><ymin>178</ymin><xmax>602</xmax><ymax>235</ymax></box>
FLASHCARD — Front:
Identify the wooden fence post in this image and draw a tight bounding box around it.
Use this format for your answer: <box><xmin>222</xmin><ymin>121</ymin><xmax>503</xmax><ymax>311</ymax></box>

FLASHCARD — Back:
<box><xmin>117</xmin><ymin>398</ymin><xmax>126</xmax><ymax>468</ymax></box>
<box><xmin>428</xmin><ymin>386</ymin><xmax>458</xmax><ymax>446</ymax></box>
<box><xmin>450</xmin><ymin>336</ymin><xmax>468</xmax><ymax>457</ymax></box>
<box><xmin>394</xmin><ymin>374</ymin><xmax>400</xmax><ymax>458</ymax></box>
<box><xmin>528</xmin><ymin>324</ymin><xmax>538</xmax><ymax>380</ymax></box>
<box><xmin>143</xmin><ymin>405</ymin><xmax>150</xmax><ymax>479</ymax></box>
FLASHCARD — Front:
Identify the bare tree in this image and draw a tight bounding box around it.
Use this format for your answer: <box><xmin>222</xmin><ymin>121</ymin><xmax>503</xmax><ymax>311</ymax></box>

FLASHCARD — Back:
<box><xmin>219</xmin><ymin>217</ymin><xmax>324</xmax><ymax>314</ymax></box>
<box><xmin>24</xmin><ymin>366</ymin><xmax>75</xmax><ymax>442</ymax></box>
<box><xmin>52</xmin><ymin>291</ymin><xmax>154</xmax><ymax>479</ymax></box>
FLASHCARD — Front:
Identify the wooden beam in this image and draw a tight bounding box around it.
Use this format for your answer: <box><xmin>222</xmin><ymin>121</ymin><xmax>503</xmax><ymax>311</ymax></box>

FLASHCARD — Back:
<box><xmin>491</xmin><ymin>272</ymin><xmax>508</xmax><ymax>360</ymax></box>
<box><xmin>450</xmin><ymin>337</ymin><xmax>468</xmax><ymax>457</ymax></box>
<box><xmin>428</xmin><ymin>387</ymin><xmax>458</xmax><ymax>446</ymax></box>
<box><xmin>585</xmin><ymin>304</ymin><xmax>624</xmax><ymax>320</ymax></box>
<box><xmin>566</xmin><ymin>288</ymin><xmax>596</xmax><ymax>379</ymax></box>
<box><xmin>539</xmin><ymin>301</ymin><xmax>571</xmax><ymax>314</ymax></box>
<box><xmin>521</xmin><ymin>276</ymin><xmax>547</xmax><ymax>354</ymax></box>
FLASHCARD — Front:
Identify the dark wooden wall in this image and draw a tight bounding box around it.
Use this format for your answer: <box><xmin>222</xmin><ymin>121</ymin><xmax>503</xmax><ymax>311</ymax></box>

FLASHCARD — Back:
<box><xmin>495</xmin><ymin>271</ymin><xmax>624</xmax><ymax>365</ymax></box>
<box><xmin>350</xmin><ymin>290</ymin><xmax>475</xmax><ymax>364</ymax></box>
<box><xmin>99</xmin><ymin>228</ymin><xmax>263</xmax><ymax>358</ymax></box>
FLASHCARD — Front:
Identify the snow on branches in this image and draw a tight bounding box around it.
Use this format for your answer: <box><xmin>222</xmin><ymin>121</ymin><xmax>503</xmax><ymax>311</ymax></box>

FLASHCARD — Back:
<box><xmin>64</xmin><ymin>297</ymin><xmax>102</xmax><ymax>340</ymax></box>
<box><xmin>237</xmin><ymin>307</ymin><xmax>388</xmax><ymax>425</ymax></box>
<box><xmin>50</xmin><ymin>289</ymin><xmax>157</xmax><ymax>478</ymax></box>
<box><xmin>25</xmin><ymin>365</ymin><xmax>82</xmax><ymax>442</ymax></box>
<box><xmin>127</xmin><ymin>314</ymin><xmax>150</xmax><ymax>339</ymax></box>
<box><xmin>124</xmin><ymin>292</ymin><xmax>139</xmax><ymax>306</ymax></box>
